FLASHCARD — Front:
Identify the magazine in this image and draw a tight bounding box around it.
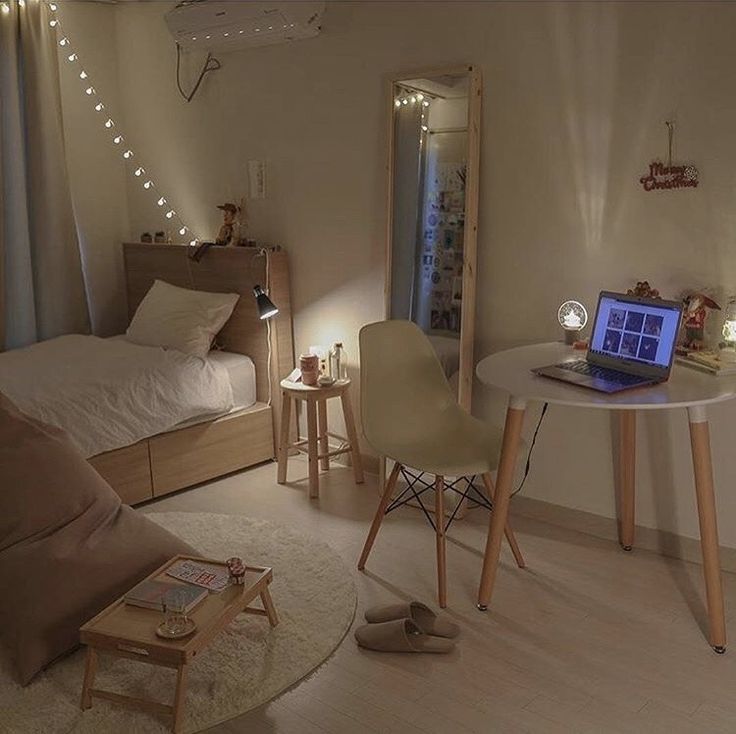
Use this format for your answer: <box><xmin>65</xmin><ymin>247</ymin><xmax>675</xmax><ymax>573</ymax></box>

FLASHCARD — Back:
<box><xmin>166</xmin><ymin>559</ymin><xmax>230</xmax><ymax>592</ymax></box>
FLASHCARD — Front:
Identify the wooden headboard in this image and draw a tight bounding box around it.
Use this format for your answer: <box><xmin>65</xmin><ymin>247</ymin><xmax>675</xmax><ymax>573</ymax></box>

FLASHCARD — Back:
<box><xmin>122</xmin><ymin>243</ymin><xmax>295</xmax><ymax>413</ymax></box>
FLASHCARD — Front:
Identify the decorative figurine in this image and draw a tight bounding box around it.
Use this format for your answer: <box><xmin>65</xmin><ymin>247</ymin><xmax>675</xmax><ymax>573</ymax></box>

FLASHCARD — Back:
<box><xmin>215</xmin><ymin>202</ymin><xmax>240</xmax><ymax>246</ymax></box>
<box><xmin>682</xmin><ymin>292</ymin><xmax>721</xmax><ymax>350</ymax></box>
<box><xmin>141</xmin><ymin>232</ymin><xmax>153</xmax><ymax>243</ymax></box>
<box><xmin>226</xmin><ymin>557</ymin><xmax>246</xmax><ymax>585</ymax></box>
<box><xmin>154</xmin><ymin>231</ymin><xmax>166</xmax><ymax>243</ymax></box>
<box><xmin>557</xmin><ymin>300</ymin><xmax>588</xmax><ymax>345</ymax></box>
<box><xmin>627</xmin><ymin>281</ymin><xmax>661</xmax><ymax>299</ymax></box>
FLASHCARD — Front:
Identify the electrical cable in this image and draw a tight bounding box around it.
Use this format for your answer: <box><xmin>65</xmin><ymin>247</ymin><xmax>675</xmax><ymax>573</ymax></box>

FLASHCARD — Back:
<box><xmin>176</xmin><ymin>42</ymin><xmax>221</xmax><ymax>103</ymax></box>
<box><xmin>511</xmin><ymin>402</ymin><xmax>548</xmax><ymax>498</ymax></box>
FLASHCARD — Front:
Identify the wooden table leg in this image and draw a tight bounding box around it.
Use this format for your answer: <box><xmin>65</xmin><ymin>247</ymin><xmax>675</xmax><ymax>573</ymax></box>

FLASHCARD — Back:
<box><xmin>80</xmin><ymin>647</ymin><xmax>98</xmax><ymax>710</ymax></box>
<box><xmin>688</xmin><ymin>405</ymin><xmax>727</xmax><ymax>653</ymax></box>
<box><xmin>435</xmin><ymin>475</ymin><xmax>447</xmax><ymax>608</ymax></box>
<box><xmin>318</xmin><ymin>399</ymin><xmax>330</xmax><ymax>470</ymax></box>
<box><xmin>618</xmin><ymin>410</ymin><xmax>636</xmax><ymax>551</ymax></box>
<box><xmin>260</xmin><ymin>585</ymin><xmax>279</xmax><ymax>627</ymax></box>
<box><xmin>277</xmin><ymin>391</ymin><xmax>291</xmax><ymax>484</ymax></box>
<box><xmin>358</xmin><ymin>462</ymin><xmax>401</xmax><ymax>569</ymax></box>
<box><xmin>172</xmin><ymin>664</ymin><xmax>189</xmax><ymax>733</ymax></box>
<box><xmin>306</xmin><ymin>399</ymin><xmax>319</xmax><ymax>498</ymax></box>
<box><xmin>481</xmin><ymin>473</ymin><xmax>525</xmax><ymax>568</ymax></box>
<box><xmin>477</xmin><ymin>397</ymin><xmax>527</xmax><ymax>610</ymax></box>
<box><xmin>340</xmin><ymin>389</ymin><xmax>365</xmax><ymax>484</ymax></box>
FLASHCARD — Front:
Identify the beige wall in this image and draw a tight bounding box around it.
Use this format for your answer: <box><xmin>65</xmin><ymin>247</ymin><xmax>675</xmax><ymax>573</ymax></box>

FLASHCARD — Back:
<box><xmin>62</xmin><ymin>1</ymin><xmax>736</xmax><ymax>546</ymax></box>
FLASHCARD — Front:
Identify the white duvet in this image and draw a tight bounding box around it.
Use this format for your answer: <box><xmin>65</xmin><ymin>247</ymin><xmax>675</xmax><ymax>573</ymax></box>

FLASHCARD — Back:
<box><xmin>0</xmin><ymin>335</ymin><xmax>234</xmax><ymax>458</ymax></box>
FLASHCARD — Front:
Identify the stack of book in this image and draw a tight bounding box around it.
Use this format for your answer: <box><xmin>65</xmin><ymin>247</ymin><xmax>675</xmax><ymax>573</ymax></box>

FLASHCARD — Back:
<box><xmin>676</xmin><ymin>350</ymin><xmax>736</xmax><ymax>376</ymax></box>
<box><xmin>124</xmin><ymin>580</ymin><xmax>208</xmax><ymax>613</ymax></box>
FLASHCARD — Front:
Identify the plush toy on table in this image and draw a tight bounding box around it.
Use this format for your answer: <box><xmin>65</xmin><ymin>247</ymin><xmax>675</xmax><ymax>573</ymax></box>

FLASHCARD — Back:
<box><xmin>682</xmin><ymin>292</ymin><xmax>721</xmax><ymax>350</ymax></box>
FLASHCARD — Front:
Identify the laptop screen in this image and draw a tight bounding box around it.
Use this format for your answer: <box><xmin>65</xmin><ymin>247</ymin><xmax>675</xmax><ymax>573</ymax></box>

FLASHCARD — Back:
<box><xmin>589</xmin><ymin>293</ymin><xmax>681</xmax><ymax>369</ymax></box>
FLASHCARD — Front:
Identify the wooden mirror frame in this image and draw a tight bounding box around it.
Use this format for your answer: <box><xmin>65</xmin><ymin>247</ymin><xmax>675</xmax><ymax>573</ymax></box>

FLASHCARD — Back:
<box><xmin>383</xmin><ymin>64</ymin><xmax>482</xmax><ymax>411</ymax></box>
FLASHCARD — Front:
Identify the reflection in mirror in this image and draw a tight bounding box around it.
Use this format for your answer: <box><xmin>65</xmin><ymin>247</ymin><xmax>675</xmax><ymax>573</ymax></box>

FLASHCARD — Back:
<box><xmin>387</xmin><ymin>68</ymin><xmax>478</xmax><ymax>407</ymax></box>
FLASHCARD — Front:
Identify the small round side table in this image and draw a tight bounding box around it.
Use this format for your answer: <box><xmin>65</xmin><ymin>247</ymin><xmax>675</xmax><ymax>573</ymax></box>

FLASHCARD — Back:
<box><xmin>277</xmin><ymin>378</ymin><xmax>365</xmax><ymax>498</ymax></box>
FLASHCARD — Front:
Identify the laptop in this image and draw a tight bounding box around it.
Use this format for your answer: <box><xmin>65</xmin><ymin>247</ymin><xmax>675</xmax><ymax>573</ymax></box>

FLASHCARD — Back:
<box><xmin>533</xmin><ymin>291</ymin><xmax>683</xmax><ymax>394</ymax></box>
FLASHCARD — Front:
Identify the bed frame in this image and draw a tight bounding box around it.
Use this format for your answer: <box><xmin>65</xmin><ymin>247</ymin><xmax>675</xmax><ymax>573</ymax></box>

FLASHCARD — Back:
<box><xmin>88</xmin><ymin>243</ymin><xmax>295</xmax><ymax>505</ymax></box>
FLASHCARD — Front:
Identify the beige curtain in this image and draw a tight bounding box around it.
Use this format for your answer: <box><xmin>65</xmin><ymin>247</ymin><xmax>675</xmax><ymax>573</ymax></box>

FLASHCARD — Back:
<box><xmin>0</xmin><ymin>0</ymin><xmax>89</xmax><ymax>350</ymax></box>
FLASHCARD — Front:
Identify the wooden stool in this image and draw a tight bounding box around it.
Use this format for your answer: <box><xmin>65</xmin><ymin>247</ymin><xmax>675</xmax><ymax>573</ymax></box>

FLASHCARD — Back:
<box><xmin>277</xmin><ymin>378</ymin><xmax>364</xmax><ymax>498</ymax></box>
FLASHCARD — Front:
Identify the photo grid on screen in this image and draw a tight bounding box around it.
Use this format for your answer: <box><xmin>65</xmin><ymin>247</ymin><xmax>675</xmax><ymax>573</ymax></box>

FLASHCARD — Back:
<box><xmin>604</xmin><ymin>308</ymin><xmax>663</xmax><ymax>362</ymax></box>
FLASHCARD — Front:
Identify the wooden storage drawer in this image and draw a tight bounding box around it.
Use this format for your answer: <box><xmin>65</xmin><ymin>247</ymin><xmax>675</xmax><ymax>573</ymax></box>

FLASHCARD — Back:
<box><xmin>149</xmin><ymin>405</ymin><xmax>274</xmax><ymax>497</ymax></box>
<box><xmin>89</xmin><ymin>441</ymin><xmax>153</xmax><ymax>505</ymax></box>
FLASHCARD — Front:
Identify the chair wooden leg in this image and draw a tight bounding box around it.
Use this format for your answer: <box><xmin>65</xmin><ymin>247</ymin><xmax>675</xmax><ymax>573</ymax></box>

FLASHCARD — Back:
<box><xmin>435</xmin><ymin>475</ymin><xmax>447</xmax><ymax>608</ymax></box>
<box><xmin>688</xmin><ymin>407</ymin><xmax>727</xmax><ymax>653</ymax></box>
<box><xmin>481</xmin><ymin>473</ymin><xmax>525</xmax><ymax>569</ymax></box>
<box><xmin>341</xmin><ymin>390</ymin><xmax>365</xmax><ymax>484</ymax></box>
<box><xmin>277</xmin><ymin>392</ymin><xmax>291</xmax><ymax>484</ymax></box>
<box><xmin>306</xmin><ymin>400</ymin><xmax>319</xmax><ymax>498</ymax></box>
<box><xmin>358</xmin><ymin>463</ymin><xmax>401</xmax><ymax>570</ymax></box>
<box><xmin>618</xmin><ymin>410</ymin><xmax>636</xmax><ymax>551</ymax></box>
<box><xmin>318</xmin><ymin>399</ymin><xmax>330</xmax><ymax>471</ymax></box>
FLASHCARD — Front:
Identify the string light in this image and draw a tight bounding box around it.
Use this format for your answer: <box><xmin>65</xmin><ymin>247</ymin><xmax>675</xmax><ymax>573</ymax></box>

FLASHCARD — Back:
<box><xmin>1</xmin><ymin>2</ymin><xmax>9</xmax><ymax>14</ymax></box>
<box><xmin>45</xmin><ymin>0</ymin><xmax>194</xmax><ymax>241</ymax></box>
<box><xmin>18</xmin><ymin>0</ymin><xmax>23</xmax><ymax>7</ymax></box>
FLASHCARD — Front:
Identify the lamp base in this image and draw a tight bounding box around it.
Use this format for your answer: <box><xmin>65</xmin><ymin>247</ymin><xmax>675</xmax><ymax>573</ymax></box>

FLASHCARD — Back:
<box><xmin>563</xmin><ymin>329</ymin><xmax>578</xmax><ymax>345</ymax></box>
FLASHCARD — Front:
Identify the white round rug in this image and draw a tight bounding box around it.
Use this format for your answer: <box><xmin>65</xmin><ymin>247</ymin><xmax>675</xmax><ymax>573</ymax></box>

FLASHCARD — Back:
<box><xmin>0</xmin><ymin>512</ymin><xmax>357</xmax><ymax>733</ymax></box>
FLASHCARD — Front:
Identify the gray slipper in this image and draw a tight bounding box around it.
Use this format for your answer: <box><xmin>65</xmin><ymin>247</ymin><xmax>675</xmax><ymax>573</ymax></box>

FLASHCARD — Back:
<box><xmin>364</xmin><ymin>601</ymin><xmax>460</xmax><ymax>639</ymax></box>
<box><xmin>354</xmin><ymin>618</ymin><xmax>455</xmax><ymax>653</ymax></box>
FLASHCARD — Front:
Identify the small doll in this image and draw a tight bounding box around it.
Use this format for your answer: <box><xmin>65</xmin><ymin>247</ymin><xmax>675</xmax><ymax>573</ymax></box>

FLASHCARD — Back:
<box><xmin>682</xmin><ymin>293</ymin><xmax>721</xmax><ymax>350</ymax></box>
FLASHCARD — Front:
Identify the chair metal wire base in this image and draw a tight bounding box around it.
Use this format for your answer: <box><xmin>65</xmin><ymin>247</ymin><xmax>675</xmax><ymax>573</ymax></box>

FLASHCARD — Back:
<box><xmin>384</xmin><ymin>468</ymin><xmax>493</xmax><ymax>533</ymax></box>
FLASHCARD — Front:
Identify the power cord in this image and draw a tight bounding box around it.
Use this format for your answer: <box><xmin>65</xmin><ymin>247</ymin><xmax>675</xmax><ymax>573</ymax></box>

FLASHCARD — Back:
<box><xmin>511</xmin><ymin>402</ymin><xmax>548</xmax><ymax>497</ymax></box>
<box><xmin>176</xmin><ymin>42</ymin><xmax>221</xmax><ymax>103</ymax></box>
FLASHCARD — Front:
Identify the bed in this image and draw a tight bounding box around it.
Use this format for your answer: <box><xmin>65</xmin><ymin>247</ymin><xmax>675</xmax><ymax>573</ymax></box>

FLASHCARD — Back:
<box><xmin>0</xmin><ymin>243</ymin><xmax>295</xmax><ymax>505</ymax></box>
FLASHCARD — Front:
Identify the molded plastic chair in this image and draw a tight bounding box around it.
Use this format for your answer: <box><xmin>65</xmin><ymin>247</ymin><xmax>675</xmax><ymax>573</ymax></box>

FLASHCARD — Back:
<box><xmin>357</xmin><ymin>320</ymin><xmax>524</xmax><ymax>608</ymax></box>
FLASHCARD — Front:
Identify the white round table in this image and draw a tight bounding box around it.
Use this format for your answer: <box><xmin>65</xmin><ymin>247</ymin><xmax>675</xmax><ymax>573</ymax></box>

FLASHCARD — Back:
<box><xmin>475</xmin><ymin>342</ymin><xmax>736</xmax><ymax>653</ymax></box>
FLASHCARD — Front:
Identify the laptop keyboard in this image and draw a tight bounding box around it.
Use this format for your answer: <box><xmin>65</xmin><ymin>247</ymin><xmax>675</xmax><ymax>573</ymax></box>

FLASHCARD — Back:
<box><xmin>556</xmin><ymin>360</ymin><xmax>650</xmax><ymax>386</ymax></box>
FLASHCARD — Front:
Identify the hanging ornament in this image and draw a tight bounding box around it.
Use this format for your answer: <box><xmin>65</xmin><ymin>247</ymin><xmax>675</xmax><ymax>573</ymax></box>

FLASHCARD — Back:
<box><xmin>639</xmin><ymin>121</ymin><xmax>699</xmax><ymax>192</ymax></box>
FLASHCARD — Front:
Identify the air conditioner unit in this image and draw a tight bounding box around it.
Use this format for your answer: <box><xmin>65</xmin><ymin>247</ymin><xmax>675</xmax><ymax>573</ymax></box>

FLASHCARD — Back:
<box><xmin>165</xmin><ymin>1</ymin><xmax>325</xmax><ymax>51</ymax></box>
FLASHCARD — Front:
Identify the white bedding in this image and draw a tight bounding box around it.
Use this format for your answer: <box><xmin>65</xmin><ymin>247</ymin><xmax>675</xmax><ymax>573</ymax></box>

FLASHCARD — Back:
<box><xmin>0</xmin><ymin>335</ymin><xmax>234</xmax><ymax>458</ymax></box>
<box><xmin>207</xmin><ymin>350</ymin><xmax>257</xmax><ymax>410</ymax></box>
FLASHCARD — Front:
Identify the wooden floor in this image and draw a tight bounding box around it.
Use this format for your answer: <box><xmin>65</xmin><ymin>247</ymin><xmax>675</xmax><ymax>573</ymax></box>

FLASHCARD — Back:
<box><xmin>146</xmin><ymin>457</ymin><xmax>736</xmax><ymax>734</ymax></box>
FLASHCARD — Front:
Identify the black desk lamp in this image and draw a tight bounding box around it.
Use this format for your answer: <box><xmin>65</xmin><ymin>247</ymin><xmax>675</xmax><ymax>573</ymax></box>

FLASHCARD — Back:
<box><xmin>253</xmin><ymin>285</ymin><xmax>278</xmax><ymax>320</ymax></box>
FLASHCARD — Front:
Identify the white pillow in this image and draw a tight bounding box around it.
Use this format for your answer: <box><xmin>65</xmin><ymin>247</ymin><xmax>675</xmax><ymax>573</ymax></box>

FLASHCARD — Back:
<box><xmin>125</xmin><ymin>280</ymin><xmax>240</xmax><ymax>359</ymax></box>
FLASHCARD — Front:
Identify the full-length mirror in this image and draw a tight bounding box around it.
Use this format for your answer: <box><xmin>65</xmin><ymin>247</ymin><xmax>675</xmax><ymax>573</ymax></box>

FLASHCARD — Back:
<box><xmin>385</xmin><ymin>65</ymin><xmax>481</xmax><ymax>410</ymax></box>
